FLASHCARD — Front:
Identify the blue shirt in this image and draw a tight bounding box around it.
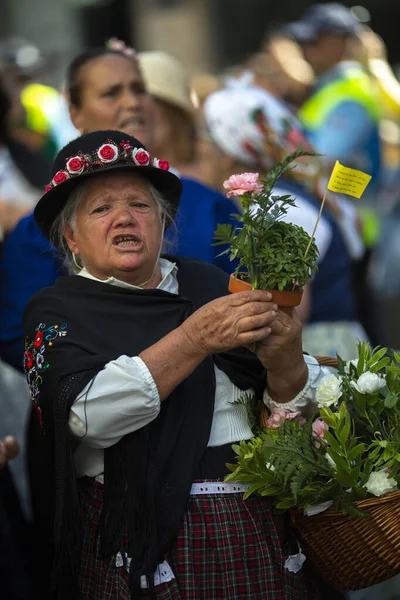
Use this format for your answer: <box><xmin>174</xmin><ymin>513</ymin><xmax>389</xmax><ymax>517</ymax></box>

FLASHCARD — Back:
<box><xmin>0</xmin><ymin>177</ymin><xmax>239</xmax><ymax>369</ymax></box>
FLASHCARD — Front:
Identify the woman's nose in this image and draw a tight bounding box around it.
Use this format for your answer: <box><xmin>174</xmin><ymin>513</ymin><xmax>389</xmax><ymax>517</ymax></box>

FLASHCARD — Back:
<box><xmin>114</xmin><ymin>206</ymin><xmax>137</xmax><ymax>226</ymax></box>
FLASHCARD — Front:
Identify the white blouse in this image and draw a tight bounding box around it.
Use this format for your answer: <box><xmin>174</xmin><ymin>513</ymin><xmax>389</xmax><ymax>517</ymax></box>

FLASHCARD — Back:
<box><xmin>69</xmin><ymin>259</ymin><xmax>328</xmax><ymax>477</ymax></box>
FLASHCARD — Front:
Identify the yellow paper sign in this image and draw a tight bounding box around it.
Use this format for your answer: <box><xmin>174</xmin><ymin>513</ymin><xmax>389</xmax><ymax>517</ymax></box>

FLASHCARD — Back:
<box><xmin>327</xmin><ymin>161</ymin><xmax>372</xmax><ymax>199</ymax></box>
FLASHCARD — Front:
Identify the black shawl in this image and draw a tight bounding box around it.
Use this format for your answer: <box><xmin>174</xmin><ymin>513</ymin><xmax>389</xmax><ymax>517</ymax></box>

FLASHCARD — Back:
<box><xmin>23</xmin><ymin>257</ymin><xmax>266</xmax><ymax>598</ymax></box>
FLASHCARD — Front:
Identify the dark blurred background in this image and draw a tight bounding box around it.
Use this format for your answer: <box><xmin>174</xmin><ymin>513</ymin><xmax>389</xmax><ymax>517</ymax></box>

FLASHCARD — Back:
<box><xmin>0</xmin><ymin>0</ymin><xmax>398</xmax><ymax>85</ymax></box>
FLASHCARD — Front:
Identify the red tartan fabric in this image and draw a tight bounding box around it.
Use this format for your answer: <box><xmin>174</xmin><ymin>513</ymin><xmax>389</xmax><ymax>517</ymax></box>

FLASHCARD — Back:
<box><xmin>78</xmin><ymin>479</ymin><xmax>318</xmax><ymax>600</ymax></box>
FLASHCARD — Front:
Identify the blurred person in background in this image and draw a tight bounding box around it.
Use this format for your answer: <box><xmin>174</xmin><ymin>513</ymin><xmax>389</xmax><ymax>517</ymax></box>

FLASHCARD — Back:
<box><xmin>351</xmin><ymin>27</ymin><xmax>400</xmax><ymax>351</ymax></box>
<box><xmin>285</xmin><ymin>3</ymin><xmax>382</xmax><ymax>200</ymax></box>
<box><xmin>0</xmin><ymin>435</ymin><xmax>34</xmax><ymax>599</ymax></box>
<box><xmin>204</xmin><ymin>79</ymin><xmax>368</xmax><ymax>362</ymax></box>
<box><xmin>247</xmin><ymin>35</ymin><xmax>315</xmax><ymax>108</ymax></box>
<box><xmin>0</xmin><ymin>42</ymin><xmax>239</xmax><ymax>370</ymax></box>
<box><xmin>284</xmin><ymin>3</ymin><xmax>384</xmax><ymax>348</ymax></box>
<box><xmin>0</xmin><ymin>69</ymin><xmax>50</xmax><ymax>239</ymax></box>
<box><xmin>138</xmin><ymin>50</ymin><xmax>200</xmax><ymax>180</ymax></box>
<box><xmin>0</xmin><ymin>37</ymin><xmax>78</xmax><ymax>158</ymax></box>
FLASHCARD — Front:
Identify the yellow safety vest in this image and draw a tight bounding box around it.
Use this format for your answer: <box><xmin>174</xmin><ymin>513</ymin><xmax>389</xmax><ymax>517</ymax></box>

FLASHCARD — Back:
<box><xmin>299</xmin><ymin>68</ymin><xmax>381</xmax><ymax>248</ymax></box>
<box><xmin>20</xmin><ymin>83</ymin><xmax>60</xmax><ymax>156</ymax></box>
<box><xmin>298</xmin><ymin>67</ymin><xmax>380</xmax><ymax>132</ymax></box>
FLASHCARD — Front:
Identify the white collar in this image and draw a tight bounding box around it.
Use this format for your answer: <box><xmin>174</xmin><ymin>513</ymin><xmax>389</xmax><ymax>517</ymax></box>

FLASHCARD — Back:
<box><xmin>78</xmin><ymin>258</ymin><xmax>178</xmax><ymax>293</ymax></box>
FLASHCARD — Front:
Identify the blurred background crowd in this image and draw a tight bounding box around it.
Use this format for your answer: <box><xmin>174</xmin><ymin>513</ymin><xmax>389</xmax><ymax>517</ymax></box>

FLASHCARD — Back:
<box><xmin>1</xmin><ymin>0</ymin><xmax>400</xmax><ymax>598</ymax></box>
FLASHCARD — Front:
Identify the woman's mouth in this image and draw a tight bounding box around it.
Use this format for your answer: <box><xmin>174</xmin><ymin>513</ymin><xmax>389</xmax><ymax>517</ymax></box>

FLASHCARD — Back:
<box><xmin>119</xmin><ymin>116</ymin><xmax>146</xmax><ymax>131</ymax></box>
<box><xmin>113</xmin><ymin>234</ymin><xmax>143</xmax><ymax>251</ymax></box>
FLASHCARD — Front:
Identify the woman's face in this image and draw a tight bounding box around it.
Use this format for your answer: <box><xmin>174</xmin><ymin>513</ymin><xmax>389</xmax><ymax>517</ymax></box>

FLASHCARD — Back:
<box><xmin>64</xmin><ymin>171</ymin><xmax>164</xmax><ymax>285</ymax></box>
<box><xmin>70</xmin><ymin>55</ymin><xmax>154</xmax><ymax>148</ymax></box>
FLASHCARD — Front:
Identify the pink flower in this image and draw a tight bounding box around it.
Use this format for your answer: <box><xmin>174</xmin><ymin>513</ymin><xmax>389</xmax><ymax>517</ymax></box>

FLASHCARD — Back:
<box><xmin>66</xmin><ymin>156</ymin><xmax>85</xmax><ymax>175</ymax></box>
<box><xmin>153</xmin><ymin>157</ymin><xmax>170</xmax><ymax>171</ymax></box>
<box><xmin>132</xmin><ymin>148</ymin><xmax>150</xmax><ymax>166</ymax></box>
<box><xmin>52</xmin><ymin>171</ymin><xmax>69</xmax><ymax>186</ymax></box>
<box><xmin>98</xmin><ymin>143</ymin><xmax>119</xmax><ymax>163</ymax></box>
<box><xmin>158</xmin><ymin>160</ymin><xmax>170</xmax><ymax>171</ymax></box>
<box><xmin>223</xmin><ymin>172</ymin><xmax>263</xmax><ymax>198</ymax></box>
<box><xmin>265</xmin><ymin>407</ymin><xmax>301</xmax><ymax>429</ymax></box>
<box><xmin>312</xmin><ymin>418</ymin><xmax>329</xmax><ymax>448</ymax></box>
<box><xmin>44</xmin><ymin>184</ymin><xmax>52</xmax><ymax>194</ymax></box>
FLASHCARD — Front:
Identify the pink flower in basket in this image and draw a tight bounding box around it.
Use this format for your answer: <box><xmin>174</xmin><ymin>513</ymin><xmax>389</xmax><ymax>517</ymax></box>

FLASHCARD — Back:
<box><xmin>312</xmin><ymin>418</ymin><xmax>329</xmax><ymax>448</ymax></box>
<box><xmin>223</xmin><ymin>173</ymin><xmax>263</xmax><ymax>198</ymax></box>
<box><xmin>265</xmin><ymin>407</ymin><xmax>301</xmax><ymax>429</ymax></box>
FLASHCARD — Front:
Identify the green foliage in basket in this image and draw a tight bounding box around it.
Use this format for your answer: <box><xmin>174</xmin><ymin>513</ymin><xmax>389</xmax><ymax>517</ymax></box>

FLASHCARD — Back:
<box><xmin>226</xmin><ymin>342</ymin><xmax>400</xmax><ymax>516</ymax></box>
<box><xmin>213</xmin><ymin>150</ymin><xmax>319</xmax><ymax>291</ymax></box>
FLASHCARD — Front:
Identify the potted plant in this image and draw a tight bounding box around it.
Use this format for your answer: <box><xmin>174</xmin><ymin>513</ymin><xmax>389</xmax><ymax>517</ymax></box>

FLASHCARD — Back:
<box><xmin>214</xmin><ymin>150</ymin><xmax>319</xmax><ymax>313</ymax></box>
<box><xmin>227</xmin><ymin>343</ymin><xmax>400</xmax><ymax>591</ymax></box>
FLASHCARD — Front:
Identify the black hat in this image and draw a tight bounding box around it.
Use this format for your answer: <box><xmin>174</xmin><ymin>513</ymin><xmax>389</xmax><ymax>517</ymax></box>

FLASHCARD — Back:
<box><xmin>34</xmin><ymin>130</ymin><xmax>182</xmax><ymax>242</ymax></box>
<box><xmin>284</xmin><ymin>3</ymin><xmax>361</xmax><ymax>44</ymax></box>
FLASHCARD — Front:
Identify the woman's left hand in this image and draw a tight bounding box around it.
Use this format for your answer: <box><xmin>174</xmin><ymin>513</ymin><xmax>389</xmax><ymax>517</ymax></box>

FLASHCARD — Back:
<box><xmin>255</xmin><ymin>309</ymin><xmax>308</xmax><ymax>404</ymax></box>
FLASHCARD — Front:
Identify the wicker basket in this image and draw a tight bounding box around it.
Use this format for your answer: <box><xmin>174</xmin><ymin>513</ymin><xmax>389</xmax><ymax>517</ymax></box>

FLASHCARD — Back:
<box><xmin>262</xmin><ymin>355</ymin><xmax>400</xmax><ymax>590</ymax></box>
<box><xmin>291</xmin><ymin>491</ymin><xmax>400</xmax><ymax>591</ymax></box>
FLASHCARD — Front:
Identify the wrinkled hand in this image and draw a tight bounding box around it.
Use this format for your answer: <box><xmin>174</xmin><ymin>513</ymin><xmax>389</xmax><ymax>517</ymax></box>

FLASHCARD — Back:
<box><xmin>255</xmin><ymin>308</ymin><xmax>304</xmax><ymax>372</ymax></box>
<box><xmin>182</xmin><ymin>290</ymin><xmax>278</xmax><ymax>356</ymax></box>
<box><xmin>256</xmin><ymin>308</ymin><xmax>308</xmax><ymax>403</ymax></box>
<box><xmin>0</xmin><ymin>436</ymin><xmax>20</xmax><ymax>470</ymax></box>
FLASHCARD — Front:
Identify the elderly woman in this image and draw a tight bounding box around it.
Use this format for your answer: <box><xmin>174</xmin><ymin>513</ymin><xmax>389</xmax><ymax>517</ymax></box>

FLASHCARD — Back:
<box><xmin>24</xmin><ymin>130</ymin><xmax>326</xmax><ymax>600</ymax></box>
<box><xmin>1</xmin><ymin>42</ymin><xmax>240</xmax><ymax>371</ymax></box>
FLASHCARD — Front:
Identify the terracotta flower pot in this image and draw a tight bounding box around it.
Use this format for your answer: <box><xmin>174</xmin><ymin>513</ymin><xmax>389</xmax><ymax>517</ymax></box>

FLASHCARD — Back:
<box><xmin>228</xmin><ymin>274</ymin><xmax>303</xmax><ymax>314</ymax></box>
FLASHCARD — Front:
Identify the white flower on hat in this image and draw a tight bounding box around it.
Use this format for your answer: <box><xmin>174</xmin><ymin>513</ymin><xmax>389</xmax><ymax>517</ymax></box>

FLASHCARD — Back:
<box><xmin>315</xmin><ymin>374</ymin><xmax>342</xmax><ymax>408</ymax></box>
<box><xmin>364</xmin><ymin>471</ymin><xmax>397</xmax><ymax>497</ymax></box>
<box><xmin>351</xmin><ymin>372</ymin><xmax>385</xmax><ymax>395</ymax></box>
<box><xmin>132</xmin><ymin>147</ymin><xmax>150</xmax><ymax>166</ymax></box>
<box><xmin>97</xmin><ymin>143</ymin><xmax>119</xmax><ymax>163</ymax></box>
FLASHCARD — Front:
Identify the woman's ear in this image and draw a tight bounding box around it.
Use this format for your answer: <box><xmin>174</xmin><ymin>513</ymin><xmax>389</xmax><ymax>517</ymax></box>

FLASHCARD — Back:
<box><xmin>69</xmin><ymin>103</ymin><xmax>84</xmax><ymax>134</ymax></box>
<box><xmin>63</xmin><ymin>223</ymin><xmax>79</xmax><ymax>255</ymax></box>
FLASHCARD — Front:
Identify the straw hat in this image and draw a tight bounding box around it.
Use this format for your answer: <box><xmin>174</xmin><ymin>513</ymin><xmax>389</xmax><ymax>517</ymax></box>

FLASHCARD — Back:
<box><xmin>138</xmin><ymin>51</ymin><xmax>194</xmax><ymax>114</ymax></box>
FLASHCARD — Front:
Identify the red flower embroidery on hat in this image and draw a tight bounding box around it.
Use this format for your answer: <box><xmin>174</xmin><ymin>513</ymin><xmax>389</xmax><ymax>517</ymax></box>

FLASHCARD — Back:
<box><xmin>66</xmin><ymin>156</ymin><xmax>85</xmax><ymax>175</ymax></box>
<box><xmin>133</xmin><ymin>148</ymin><xmax>150</xmax><ymax>165</ymax></box>
<box><xmin>44</xmin><ymin>184</ymin><xmax>52</xmax><ymax>193</ymax></box>
<box><xmin>52</xmin><ymin>171</ymin><xmax>69</xmax><ymax>186</ymax></box>
<box><xmin>33</xmin><ymin>331</ymin><xmax>43</xmax><ymax>348</ymax></box>
<box><xmin>98</xmin><ymin>143</ymin><xmax>119</xmax><ymax>163</ymax></box>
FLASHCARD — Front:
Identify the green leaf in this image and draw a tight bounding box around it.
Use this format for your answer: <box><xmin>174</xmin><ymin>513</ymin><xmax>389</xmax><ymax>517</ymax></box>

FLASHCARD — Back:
<box><xmin>324</xmin><ymin>431</ymin><xmax>345</xmax><ymax>456</ymax></box>
<box><xmin>348</xmin><ymin>444</ymin><xmax>366</xmax><ymax>462</ymax></box>
<box><xmin>385</xmin><ymin>393</ymin><xmax>398</xmax><ymax>409</ymax></box>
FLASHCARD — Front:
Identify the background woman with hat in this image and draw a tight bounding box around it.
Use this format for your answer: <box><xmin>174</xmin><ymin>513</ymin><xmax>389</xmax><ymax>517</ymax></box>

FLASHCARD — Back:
<box><xmin>138</xmin><ymin>50</ymin><xmax>198</xmax><ymax>179</ymax></box>
<box><xmin>0</xmin><ymin>42</ymin><xmax>239</xmax><ymax>370</ymax></box>
<box><xmin>24</xmin><ymin>129</ymin><xmax>326</xmax><ymax>599</ymax></box>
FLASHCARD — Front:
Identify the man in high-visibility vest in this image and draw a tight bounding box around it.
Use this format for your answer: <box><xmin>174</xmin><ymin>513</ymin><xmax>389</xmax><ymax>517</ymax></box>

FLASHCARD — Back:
<box><xmin>285</xmin><ymin>4</ymin><xmax>382</xmax><ymax>243</ymax></box>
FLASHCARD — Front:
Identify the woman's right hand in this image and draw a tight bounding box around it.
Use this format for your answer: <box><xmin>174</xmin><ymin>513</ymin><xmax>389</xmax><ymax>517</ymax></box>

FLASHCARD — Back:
<box><xmin>181</xmin><ymin>290</ymin><xmax>278</xmax><ymax>356</ymax></box>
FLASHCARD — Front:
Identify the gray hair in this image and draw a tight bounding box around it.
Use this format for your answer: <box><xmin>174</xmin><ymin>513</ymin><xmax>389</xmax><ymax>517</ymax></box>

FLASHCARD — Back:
<box><xmin>49</xmin><ymin>172</ymin><xmax>177</xmax><ymax>272</ymax></box>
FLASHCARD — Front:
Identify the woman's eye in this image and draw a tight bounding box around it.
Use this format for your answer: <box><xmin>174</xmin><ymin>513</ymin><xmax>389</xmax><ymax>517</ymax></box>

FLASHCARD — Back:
<box><xmin>92</xmin><ymin>206</ymin><xmax>109</xmax><ymax>214</ymax></box>
<box><xmin>102</xmin><ymin>88</ymin><xmax>119</xmax><ymax>98</ymax></box>
<box><xmin>132</xmin><ymin>202</ymin><xmax>149</xmax><ymax>210</ymax></box>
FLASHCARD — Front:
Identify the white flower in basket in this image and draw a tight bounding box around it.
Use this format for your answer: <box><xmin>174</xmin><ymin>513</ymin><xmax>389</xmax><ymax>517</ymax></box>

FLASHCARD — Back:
<box><xmin>364</xmin><ymin>471</ymin><xmax>398</xmax><ymax>497</ymax></box>
<box><xmin>315</xmin><ymin>374</ymin><xmax>342</xmax><ymax>407</ymax></box>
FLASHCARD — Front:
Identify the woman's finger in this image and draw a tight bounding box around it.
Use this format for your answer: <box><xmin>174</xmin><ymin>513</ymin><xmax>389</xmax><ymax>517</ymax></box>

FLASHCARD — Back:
<box><xmin>238</xmin><ymin>325</ymin><xmax>273</xmax><ymax>346</ymax></box>
<box><xmin>237</xmin><ymin>310</ymin><xmax>278</xmax><ymax>333</ymax></box>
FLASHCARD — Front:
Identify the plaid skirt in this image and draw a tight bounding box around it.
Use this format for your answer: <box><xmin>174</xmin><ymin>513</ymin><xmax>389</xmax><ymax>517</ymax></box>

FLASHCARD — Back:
<box><xmin>78</xmin><ymin>478</ymin><xmax>319</xmax><ymax>600</ymax></box>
